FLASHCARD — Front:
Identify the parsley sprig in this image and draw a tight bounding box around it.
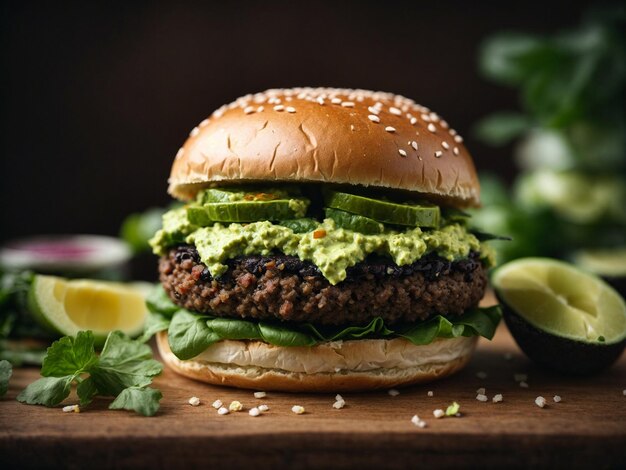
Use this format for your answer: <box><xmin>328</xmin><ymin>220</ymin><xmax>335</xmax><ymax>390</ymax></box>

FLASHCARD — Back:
<box><xmin>17</xmin><ymin>330</ymin><xmax>163</xmax><ymax>416</ymax></box>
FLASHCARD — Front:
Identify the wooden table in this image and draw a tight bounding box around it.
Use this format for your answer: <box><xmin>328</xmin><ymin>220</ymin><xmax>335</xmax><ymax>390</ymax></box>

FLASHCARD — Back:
<box><xmin>1</xmin><ymin>324</ymin><xmax>625</xmax><ymax>469</ymax></box>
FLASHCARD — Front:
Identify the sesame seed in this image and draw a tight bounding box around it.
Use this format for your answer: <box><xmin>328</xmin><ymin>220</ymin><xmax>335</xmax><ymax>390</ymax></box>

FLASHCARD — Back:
<box><xmin>341</xmin><ymin>101</ymin><xmax>355</xmax><ymax>107</ymax></box>
<box><xmin>229</xmin><ymin>401</ymin><xmax>243</xmax><ymax>412</ymax></box>
<box><xmin>286</xmin><ymin>106</ymin><xmax>296</xmax><ymax>113</ymax></box>
<box><xmin>476</xmin><ymin>394</ymin><xmax>488</xmax><ymax>402</ymax></box>
<box><xmin>429</xmin><ymin>112</ymin><xmax>439</xmax><ymax>122</ymax></box>
<box><xmin>427</xmin><ymin>123</ymin><xmax>437</xmax><ymax>133</ymax></box>
<box><xmin>175</xmin><ymin>148</ymin><xmax>184</xmax><ymax>160</ymax></box>
<box><xmin>453</xmin><ymin>147</ymin><xmax>460</xmax><ymax>156</ymax></box>
<box><xmin>514</xmin><ymin>373</ymin><xmax>528</xmax><ymax>382</ymax></box>
<box><xmin>449</xmin><ymin>128</ymin><xmax>457</xmax><ymax>136</ymax></box>
<box><xmin>520</xmin><ymin>381</ymin><xmax>529</xmax><ymax>388</ymax></box>
<box><xmin>199</xmin><ymin>118</ymin><xmax>210</xmax><ymax>127</ymax></box>
<box><xmin>249</xmin><ymin>407</ymin><xmax>261</xmax><ymax>417</ymax></box>
<box><xmin>273</xmin><ymin>105</ymin><xmax>285</xmax><ymax>112</ymax></box>
<box><xmin>190</xmin><ymin>127</ymin><xmax>200</xmax><ymax>137</ymax></box>
<box><xmin>385</xmin><ymin>126</ymin><xmax>396</xmax><ymax>133</ymax></box>
<box><xmin>188</xmin><ymin>397</ymin><xmax>200</xmax><ymax>406</ymax></box>
<box><xmin>350</xmin><ymin>124</ymin><xmax>355</xmax><ymax>131</ymax></box>
<box><xmin>368</xmin><ymin>114</ymin><xmax>381</xmax><ymax>123</ymax></box>
<box><xmin>454</xmin><ymin>135</ymin><xmax>464</xmax><ymax>143</ymax></box>
<box><xmin>535</xmin><ymin>396</ymin><xmax>547</xmax><ymax>408</ymax></box>
<box><xmin>411</xmin><ymin>141</ymin><xmax>418</xmax><ymax>150</ymax></box>
<box><xmin>398</xmin><ymin>149</ymin><xmax>407</xmax><ymax>157</ymax></box>
<box><xmin>492</xmin><ymin>394</ymin><xmax>503</xmax><ymax>403</ymax></box>
<box><xmin>442</xmin><ymin>141</ymin><xmax>450</xmax><ymax>149</ymax></box>
<box><xmin>553</xmin><ymin>395</ymin><xmax>562</xmax><ymax>403</ymax></box>
<box><xmin>374</xmin><ymin>101</ymin><xmax>383</xmax><ymax>109</ymax></box>
<box><xmin>258</xmin><ymin>404</ymin><xmax>269</xmax><ymax>412</ymax></box>
<box><xmin>254</xmin><ymin>391</ymin><xmax>267</xmax><ymax>399</ymax></box>
<box><xmin>388</xmin><ymin>389</ymin><xmax>400</xmax><ymax>397</ymax></box>
<box><xmin>421</xmin><ymin>114</ymin><xmax>431</xmax><ymax>122</ymax></box>
<box><xmin>440</xmin><ymin>120</ymin><xmax>449</xmax><ymax>129</ymax></box>
<box><xmin>331</xmin><ymin>98</ymin><xmax>342</xmax><ymax>104</ymax></box>
<box><xmin>476</xmin><ymin>387</ymin><xmax>486</xmax><ymax>395</ymax></box>
<box><xmin>476</xmin><ymin>371</ymin><xmax>488</xmax><ymax>379</ymax></box>
<box><xmin>410</xmin><ymin>117</ymin><xmax>417</xmax><ymax>125</ymax></box>
<box><xmin>317</xmin><ymin>97</ymin><xmax>325</xmax><ymax>105</ymax></box>
<box><xmin>368</xmin><ymin>106</ymin><xmax>380</xmax><ymax>115</ymax></box>
<box><xmin>434</xmin><ymin>151</ymin><xmax>443</xmax><ymax>158</ymax></box>
<box><xmin>217</xmin><ymin>407</ymin><xmax>229</xmax><ymax>415</ymax></box>
<box><xmin>427</xmin><ymin>391</ymin><xmax>434</xmax><ymax>397</ymax></box>
<box><xmin>62</xmin><ymin>405</ymin><xmax>80</xmax><ymax>413</ymax></box>
<box><xmin>433</xmin><ymin>409</ymin><xmax>445</xmax><ymax>419</ymax></box>
<box><xmin>257</xmin><ymin>106</ymin><xmax>264</xmax><ymax>112</ymax></box>
<box><xmin>291</xmin><ymin>405</ymin><xmax>305</xmax><ymax>415</ymax></box>
<box><xmin>212</xmin><ymin>399</ymin><xmax>223</xmax><ymax>409</ymax></box>
<box><xmin>389</xmin><ymin>106</ymin><xmax>402</xmax><ymax>115</ymax></box>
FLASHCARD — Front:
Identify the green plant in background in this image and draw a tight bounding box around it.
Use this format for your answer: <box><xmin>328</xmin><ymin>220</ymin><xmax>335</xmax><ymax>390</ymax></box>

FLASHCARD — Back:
<box><xmin>473</xmin><ymin>6</ymin><xmax>626</xmax><ymax>279</ymax></box>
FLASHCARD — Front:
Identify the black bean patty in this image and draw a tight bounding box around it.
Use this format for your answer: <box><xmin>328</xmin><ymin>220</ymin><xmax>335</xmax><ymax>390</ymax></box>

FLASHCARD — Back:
<box><xmin>159</xmin><ymin>246</ymin><xmax>488</xmax><ymax>326</ymax></box>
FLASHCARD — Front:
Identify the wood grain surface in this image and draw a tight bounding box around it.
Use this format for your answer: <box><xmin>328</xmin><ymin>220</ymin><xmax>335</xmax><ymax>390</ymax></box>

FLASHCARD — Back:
<box><xmin>1</xmin><ymin>323</ymin><xmax>625</xmax><ymax>469</ymax></box>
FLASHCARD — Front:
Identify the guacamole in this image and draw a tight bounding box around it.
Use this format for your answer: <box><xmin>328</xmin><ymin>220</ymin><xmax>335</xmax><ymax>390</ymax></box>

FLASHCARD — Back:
<box><xmin>150</xmin><ymin>207</ymin><xmax>491</xmax><ymax>285</ymax></box>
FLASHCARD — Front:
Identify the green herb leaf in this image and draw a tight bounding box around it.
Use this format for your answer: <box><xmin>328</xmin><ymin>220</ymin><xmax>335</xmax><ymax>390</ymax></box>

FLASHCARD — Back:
<box><xmin>474</xmin><ymin>113</ymin><xmax>532</xmax><ymax>146</ymax></box>
<box><xmin>168</xmin><ymin>310</ymin><xmax>220</xmax><ymax>360</ymax></box>
<box><xmin>41</xmin><ymin>331</ymin><xmax>98</xmax><ymax>377</ymax></box>
<box><xmin>91</xmin><ymin>331</ymin><xmax>162</xmax><ymax>395</ymax></box>
<box><xmin>137</xmin><ymin>312</ymin><xmax>171</xmax><ymax>343</ymax></box>
<box><xmin>258</xmin><ymin>323</ymin><xmax>317</xmax><ymax>347</ymax></box>
<box><xmin>76</xmin><ymin>377</ymin><xmax>98</xmax><ymax>405</ymax></box>
<box><xmin>446</xmin><ymin>402</ymin><xmax>460</xmax><ymax>416</ymax></box>
<box><xmin>17</xmin><ymin>375</ymin><xmax>74</xmax><ymax>406</ymax></box>
<box><xmin>0</xmin><ymin>360</ymin><xmax>12</xmax><ymax>396</ymax></box>
<box><xmin>146</xmin><ymin>285</ymin><xmax>179</xmax><ymax>318</ymax></box>
<box><xmin>109</xmin><ymin>386</ymin><xmax>162</xmax><ymax>417</ymax></box>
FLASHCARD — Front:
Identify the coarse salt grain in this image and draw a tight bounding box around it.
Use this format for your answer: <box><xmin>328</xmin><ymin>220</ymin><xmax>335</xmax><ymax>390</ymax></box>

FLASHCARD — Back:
<box><xmin>258</xmin><ymin>404</ymin><xmax>269</xmax><ymax>412</ymax></box>
<box><xmin>535</xmin><ymin>396</ymin><xmax>547</xmax><ymax>408</ymax></box>
<box><xmin>519</xmin><ymin>381</ymin><xmax>529</xmax><ymax>388</ymax></box>
<box><xmin>188</xmin><ymin>397</ymin><xmax>200</xmax><ymax>406</ymax></box>
<box><xmin>388</xmin><ymin>389</ymin><xmax>400</xmax><ymax>397</ymax></box>
<box><xmin>385</xmin><ymin>126</ymin><xmax>396</xmax><ymax>133</ymax></box>
<box><xmin>254</xmin><ymin>391</ymin><xmax>267</xmax><ymax>399</ymax></box>
<box><xmin>229</xmin><ymin>401</ymin><xmax>243</xmax><ymax>412</ymax></box>
<box><xmin>62</xmin><ymin>405</ymin><xmax>80</xmax><ymax>413</ymax></box>
<box><xmin>335</xmin><ymin>394</ymin><xmax>343</xmax><ymax>402</ymax></box>
<box><xmin>433</xmin><ymin>409</ymin><xmax>445</xmax><ymax>419</ymax></box>
<box><xmin>333</xmin><ymin>400</ymin><xmax>345</xmax><ymax>409</ymax></box>
<box><xmin>492</xmin><ymin>394</ymin><xmax>503</xmax><ymax>403</ymax></box>
<box><xmin>212</xmin><ymin>399</ymin><xmax>223</xmax><ymax>409</ymax></box>
<box><xmin>217</xmin><ymin>407</ymin><xmax>229</xmax><ymax>415</ymax></box>
<box><xmin>553</xmin><ymin>395</ymin><xmax>562</xmax><ymax>403</ymax></box>
<box><xmin>411</xmin><ymin>415</ymin><xmax>427</xmax><ymax>428</ymax></box>
<box><xmin>476</xmin><ymin>394</ymin><xmax>488</xmax><ymax>402</ymax></box>
<box><xmin>476</xmin><ymin>388</ymin><xmax>486</xmax><ymax>395</ymax></box>
<box><xmin>249</xmin><ymin>407</ymin><xmax>261</xmax><ymax>417</ymax></box>
<box><xmin>476</xmin><ymin>371</ymin><xmax>488</xmax><ymax>379</ymax></box>
<box><xmin>292</xmin><ymin>405</ymin><xmax>305</xmax><ymax>415</ymax></box>
<box><xmin>427</xmin><ymin>391</ymin><xmax>434</xmax><ymax>397</ymax></box>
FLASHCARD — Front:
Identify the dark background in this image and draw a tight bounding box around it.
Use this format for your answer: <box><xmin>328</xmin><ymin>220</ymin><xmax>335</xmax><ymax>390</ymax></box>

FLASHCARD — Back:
<box><xmin>1</xmin><ymin>0</ymin><xmax>595</xmax><ymax>243</ymax></box>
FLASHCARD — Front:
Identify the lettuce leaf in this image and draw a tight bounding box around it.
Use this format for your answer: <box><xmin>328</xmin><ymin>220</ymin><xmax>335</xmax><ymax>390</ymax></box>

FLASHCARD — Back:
<box><xmin>160</xmin><ymin>304</ymin><xmax>501</xmax><ymax>360</ymax></box>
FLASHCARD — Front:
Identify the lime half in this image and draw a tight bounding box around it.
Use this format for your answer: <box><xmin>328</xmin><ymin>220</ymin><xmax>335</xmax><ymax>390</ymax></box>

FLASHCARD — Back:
<box><xmin>493</xmin><ymin>258</ymin><xmax>626</xmax><ymax>344</ymax></box>
<box><xmin>493</xmin><ymin>258</ymin><xmax>626</xmax><ymax>374</ymax></box>
<box><xmin>28</xmin><ymin>275</ymin><xmax>148</xmax><ymax>341</ymax></box>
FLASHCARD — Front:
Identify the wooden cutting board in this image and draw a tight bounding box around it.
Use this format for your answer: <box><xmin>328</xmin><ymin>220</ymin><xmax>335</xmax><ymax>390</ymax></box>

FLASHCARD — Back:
<box><xmin>1</xmin><ymin>321</ymin><xmax>625</xmax><ymax>468</ymax></box>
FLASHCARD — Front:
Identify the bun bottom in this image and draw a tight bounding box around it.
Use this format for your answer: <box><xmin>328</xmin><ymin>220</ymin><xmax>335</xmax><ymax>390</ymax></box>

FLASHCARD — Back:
<box><xmin>157</xmin><ymin>331</ymin><xmax>477</xmax><ymax>392</ymax></box>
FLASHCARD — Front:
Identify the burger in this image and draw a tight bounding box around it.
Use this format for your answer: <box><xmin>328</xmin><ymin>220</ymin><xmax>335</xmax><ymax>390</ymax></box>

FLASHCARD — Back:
<box><xmin>149</xmin><ymin>87</ymin><xmax>500</xmax><ymax>392</ymax></box>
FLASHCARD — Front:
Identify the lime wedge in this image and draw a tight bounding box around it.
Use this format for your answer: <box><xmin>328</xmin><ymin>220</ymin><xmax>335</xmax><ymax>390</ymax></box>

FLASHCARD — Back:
<box><xmin>28</xmin><ymin>275</ymin><xmax>148</xmax><ymax>341</ymax></box>
<box><xmin>493</xmin><ymin>258</ymin><xmax>626</xmax><ymax>344</ymax></box>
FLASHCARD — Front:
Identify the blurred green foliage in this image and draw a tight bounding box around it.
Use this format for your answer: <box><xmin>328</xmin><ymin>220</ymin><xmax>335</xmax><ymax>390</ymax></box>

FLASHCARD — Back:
<box><xmin>473</xmin><ymin>6</ymin><xmax>626</xmax><ymax>272</ymax></box>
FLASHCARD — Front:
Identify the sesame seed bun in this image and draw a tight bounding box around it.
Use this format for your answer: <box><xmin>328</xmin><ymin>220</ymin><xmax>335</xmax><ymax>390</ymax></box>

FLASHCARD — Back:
<box><xmin>168</xmin><ymin>87</ymin><xmax>480</xmax><ymax>207</ymax></box>
<box><xmin>156</xmin><ymin>331</ymin><xmax>477</xmax><ymax>392</ymax></box>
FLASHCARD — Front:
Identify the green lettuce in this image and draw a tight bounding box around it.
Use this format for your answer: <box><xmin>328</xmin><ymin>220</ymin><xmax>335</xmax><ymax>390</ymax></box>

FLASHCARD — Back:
<box><xmin>144</xmin><ymin>287</ymin><xmax>501</xmax><ymax>360</ymax></box>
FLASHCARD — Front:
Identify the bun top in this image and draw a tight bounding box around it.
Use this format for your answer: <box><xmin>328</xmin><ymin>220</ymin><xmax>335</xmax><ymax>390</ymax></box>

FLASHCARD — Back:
<box><xmin>169</xmin><ymin>87</ymin><xmax>480</xmax><ymax>206</ymax></box>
